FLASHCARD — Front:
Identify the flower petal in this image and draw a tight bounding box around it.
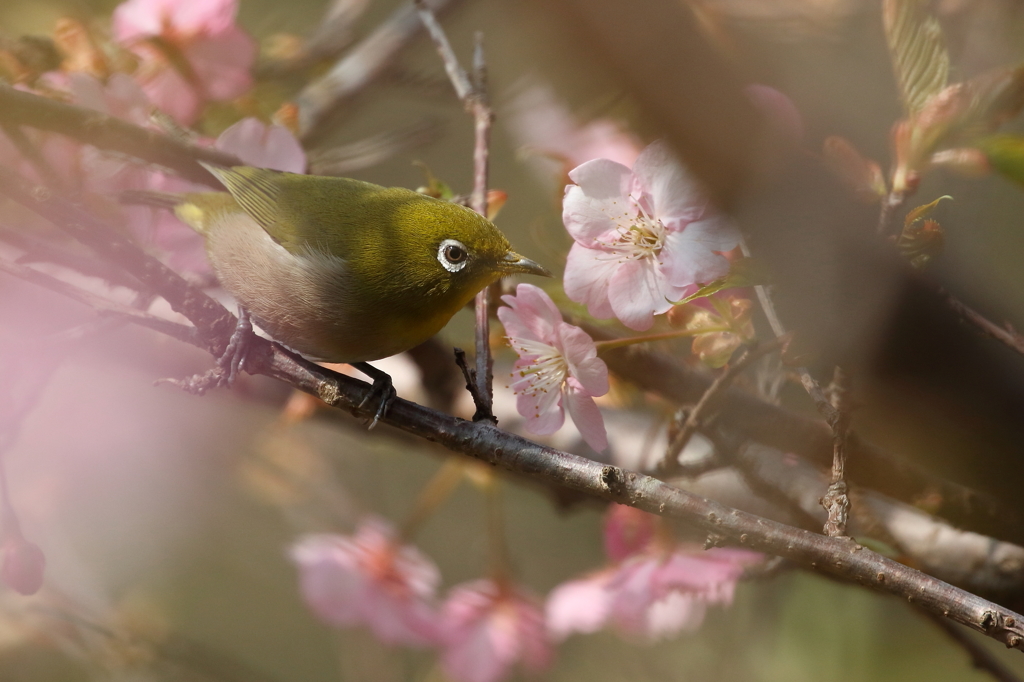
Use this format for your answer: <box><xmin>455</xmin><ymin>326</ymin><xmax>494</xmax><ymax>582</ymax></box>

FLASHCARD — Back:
<box><xmin>563</xmin><ymin>243</ymin><xmax>618</xmax><ymax>319</ymax></box>
<box><xmin>607</xmin><ymin>258</ymin><xmax>682</xmax><ymax>331</ymax></box>
<box><xmin>545</xmin><ymin>572</ymin><xmax>613</xmax><ymax>640</ymax></box>
<box><xmin>555</xmin><ymin>323</ymin><xmax>608</xmax><ymax>397</ymax></box>
<box><xmin>562</xmin><ymin>158</ymin><xmax>633</xmax><ymax>243</ymax></box>
<box><xmin>216</xmin><ymin>118</ymin><xmax>307</xmax><ymax>172</ymax></box>
<box><xmin>632</xmin><ymin>140</ymin><xmax>705</xmax><ymax>224</ymax></box>
<box><xmin>185</xmin><ymin>26</ymin><xmax>256</xmax><ymax>101</ymax></box>
<box><xmin>498</xmin><ymin>283</ymin><xmax>562</xmax><ymax>344</ymax></box>
<box><xmin>512</xmin><ymin>374</ymin><xmax>565</xmax><ymax>435</ymax></box>
<box><xmin>564</xmin><ymin>378</ymin><xmax>608</xmax><ymax>452</ymax></box>
<box><xmin>661</xmin><ymin>217</ymin><xmax>738</xmax><ymax>286</ymax></box>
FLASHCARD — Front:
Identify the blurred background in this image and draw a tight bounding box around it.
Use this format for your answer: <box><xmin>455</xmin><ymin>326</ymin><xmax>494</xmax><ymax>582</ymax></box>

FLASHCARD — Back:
<box><xmin>3</xmin><ymin>0</ymin><xmax>1024</xmax><ymax>680</ymax></box>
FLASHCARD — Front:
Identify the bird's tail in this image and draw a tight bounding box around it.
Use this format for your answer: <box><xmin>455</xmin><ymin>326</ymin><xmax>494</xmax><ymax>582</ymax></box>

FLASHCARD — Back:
<box><xmin>118</xmin><ymin>190</ymin><xmax>181</xmax><ymax>210</ymax></box>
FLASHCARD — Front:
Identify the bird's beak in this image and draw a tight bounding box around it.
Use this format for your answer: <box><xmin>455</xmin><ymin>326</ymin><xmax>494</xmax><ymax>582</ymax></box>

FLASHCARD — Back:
<box><xmin>500</xmin><ymin>251</ymin><xmax>552</xmax><ymax>277</ymax></box>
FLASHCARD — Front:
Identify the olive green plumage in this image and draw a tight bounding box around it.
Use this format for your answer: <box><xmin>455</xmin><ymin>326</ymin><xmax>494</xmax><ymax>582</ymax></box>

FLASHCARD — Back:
<box><xmin>166</xmin><ymin>165</ymin><xmax>549</xmax><ymax>363</ymax></box>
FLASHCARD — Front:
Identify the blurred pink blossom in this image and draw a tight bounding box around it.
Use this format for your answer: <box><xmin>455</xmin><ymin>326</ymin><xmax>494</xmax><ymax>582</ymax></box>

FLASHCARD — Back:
<box><xmin>0</xmin><ymin>534</ymin><xmax>46</xmax><ymax>596</ymax></box>
<box><xmin>562</xmin><ymin>140</ymin><xmax>740</xmax><ymax>330</ymax></box>
<box><xmin>289</xmin><ymin>517</ymin><xmax>441</xmax><ymax>646</ymax></box>
<box><xmin>602</xmin><ymin>503</ymin><xmax>656</xmax><ymax>563</ymax></box>
<box><xmin>744</xmin><ymin>84</ymin><xmax>804</xmax><ymax>143</ymax></box>
<box><xmin>505</xmin><ymin>82</ymin><xmax>642</xmax><ymax>179</ymax></box>
<box><xmin>439</xmin><ymin>580</ymin><xmax>553</xmax><ymax>682</ymax></box>
<box><xmin>498</xmin><ymin>283</ymin><xmax>609</xmax><ymax>452</ymax></box>
<box><xmin>112</xmin><ymin>0</ymin><xmax>256</xmax><ymax>125</ymax></box>
<box><xmin>142</xmin><ymin>117</ymin><xmax>306</xmax><ymax>272</ymax></box>
<box><xmin>546</xmin><ymin>546</ymin><xmax>760</xmax><ymax>643</ymax></box>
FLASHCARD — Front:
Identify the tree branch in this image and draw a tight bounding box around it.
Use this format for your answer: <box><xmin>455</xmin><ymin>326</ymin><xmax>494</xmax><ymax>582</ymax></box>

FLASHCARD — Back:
<box><xmin>297</xmin><ymin>0</ymin><xmax>459</xmax><ymax>142</ymax></box>
<box><xmin>586</xmin><ymin>321</ymin><xmax>1015</xmax><ymax>545</ymax></box>
<box><xmin>415</xmin><ymin>1</ymin><xmax>495</xmax><ymax>421</ymax></box>
<box><xmin>0</xmin><ymin>84</ymin><xmax>239</xmax><ymax>186</ymax></box>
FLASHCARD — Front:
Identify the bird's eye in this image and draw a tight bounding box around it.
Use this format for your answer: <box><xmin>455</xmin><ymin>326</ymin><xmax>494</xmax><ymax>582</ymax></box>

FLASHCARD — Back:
<box><xmin>437</xmin><ymin>239</ymin><xmax>469</xmax><ymax>272</ymax></box>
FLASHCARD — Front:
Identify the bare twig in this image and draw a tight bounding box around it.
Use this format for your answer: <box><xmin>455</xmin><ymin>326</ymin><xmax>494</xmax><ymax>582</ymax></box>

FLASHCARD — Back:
<box><xmin>586</xmin><ymin>322</ymin><xmax>1013</xmax><ymax>545</ymax></box>
<box><xmin>944</xmin><ymin>289</ymin><xmax>1024</xmax><ymax>357</ymax></box>
<box><xmin>416</xmin><ymin>3</ymin><xmax>496</xmax><ymax>422</ymax></box>
<box><xmin>0</xmin><ymin>166</ymin><xmax>236</xmax><ymax>353</ymax></box>
<box><xmin>821</xmin><ymin>366</ymin><xmax>852</xmax><ymax>537</ymax></box>
<box><xmin>296</xmin><ymin>0</ymin><xmax>459</xmax><ymax>142</ymax></box>
<box><xmin>453</xmin><ymin>347</ymin><xmax>489</xmax><ymax>421</ymax></box>
<box><xmin>256</xmin><ymin>0</ymin><xmax>369</xmax><ymax>78</ymax></box>
<box><xmin>660</xmin><ymin>337</ymin><xmax>785</xmax><ymax>475</ymax></box>
<box><xmin>922</xmin><ymin>610</ymin><xmax>1024</xmax><ymax>682</ymax></box>
<box><xmin>0</xmin><ymin>257</ymin><xmax>200</xmax><ymax>348</ymax></box>
<box><xmin>8</xmin><ymin>168</ymin><xmax>1024</xmax><ymax>652</ymax></box>
<box><xmin>0</xmin><ymin>84</ymin><xmax>238</xmax><ymax>186</ymax></box>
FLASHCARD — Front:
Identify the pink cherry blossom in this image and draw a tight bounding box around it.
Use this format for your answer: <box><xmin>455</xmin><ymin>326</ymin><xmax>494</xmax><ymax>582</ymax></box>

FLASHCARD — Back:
<box><xmin>497</xmin><ymin>283</ymin><xmax>609</xmax><ymax>452</ymax></box>
<box><xmin>289</xmin><ymin>517</ymin><xmax>440</xmax><ymax>646</ymax></box>
<box><xmin>142</xmin><ymin>117</ymin><xmax>307</xmax><ymax>272</ymax></box>
<box><xmin>112</xmin><ymin>0</ymin><xmax>256</xmax><ymax>125</ymax></box>
<box><xmin>546</xmin><ymin>546</ymin><xmax>761</xmax><ymax>643</ymax></box>
<box><xmin>439</xmin><ymin>580</ymin><xmax>553</xmax><ymax>682</ymax></box>
<box><xmin>562</xmin><ymin>140</ymin><xmax>741</xmax><ymax>331</ymax></box>
<box><xmin>602</xmin><ymin>503</ymin><xmax>656</xmax><ymax>563</ymax></box>
<box><xmin>505</xmin><ymin>82</ymin><xmax>642</xmax><ymax>178</ymax></box>
<box><xmin>0</xmin><ymin>535</ymin><xmax>45</xmax><ymax>596</ymax></box>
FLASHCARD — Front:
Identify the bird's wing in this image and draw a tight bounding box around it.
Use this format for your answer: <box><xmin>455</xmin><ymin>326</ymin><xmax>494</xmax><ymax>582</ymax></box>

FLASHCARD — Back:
<box><xmin>200</xmin><ymin>163</ymin><xmax>408</xmax><ymax>258</ymax></box>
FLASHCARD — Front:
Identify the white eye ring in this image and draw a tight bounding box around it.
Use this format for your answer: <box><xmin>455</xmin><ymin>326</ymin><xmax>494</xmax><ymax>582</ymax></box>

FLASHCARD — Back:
<box><xmin>437</xmin><ymin>239</ymin><xmax>469</xmax><ymax>272</ymax></box>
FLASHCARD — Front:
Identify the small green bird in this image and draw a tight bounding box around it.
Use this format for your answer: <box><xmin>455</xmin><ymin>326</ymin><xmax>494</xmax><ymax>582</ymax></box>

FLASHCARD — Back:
<box><xmin>128</xmin><ymin>165</ymin><xmax>550</xmax><ymax>420</ymax></box>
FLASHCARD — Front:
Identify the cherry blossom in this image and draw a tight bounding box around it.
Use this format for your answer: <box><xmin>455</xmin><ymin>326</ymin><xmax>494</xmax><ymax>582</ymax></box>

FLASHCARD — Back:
<box><xmin>602</xmin><ymin>503</ymin><xmax>656</xmax><ymax>563</ymax></box>
<box><xmin>562</xmin><ymin>140</ymin><xmax>740</xmax><ymax>330</ymax></box>
<box><xmin>142</xmin><ymin>117</ymin><xmax>307</xmax><ymax>272</ymax></box>
<box><xmin>497</xmin><ymin>283</ymin><xmax>609</xmax><ymax>452</ymax></box>
<box><xmin>505</xmin><ymin>81</ymin><xmax>642</xmax><ymax>181</ymax></box>
<box><xmin>112</xmin><ymin>0</ymin><xmax>256</xmax><ymax>124</ymax></box>
<box><xmin>546</xmin><ymin>545</ymin><xmax>761</xmax><ymax>643</ymax></box>
<box><xmin>439</xmin><ymin>580</ymin><xmax>553</xmax><ymax>682</ymax></box>
<box><xmin>289</xmin><ymin>517</ymin><xmax>441</xmax><ymax>646</ymax></box>
<box><xmin>0</xmin><ymin>535</ymin><xmax>45</xmax><ymax>596</ymax></box>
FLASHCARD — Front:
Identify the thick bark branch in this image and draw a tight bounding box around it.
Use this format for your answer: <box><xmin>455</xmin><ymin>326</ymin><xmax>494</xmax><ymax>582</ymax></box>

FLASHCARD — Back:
<box><xmin>0</xmin><ymin>84</ymin><xmax>239</xmax><ymax>186</ymax></box>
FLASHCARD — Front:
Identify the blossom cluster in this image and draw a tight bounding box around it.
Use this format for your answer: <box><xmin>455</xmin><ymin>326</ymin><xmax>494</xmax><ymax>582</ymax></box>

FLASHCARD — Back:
<box><xmin>0</xmin><ymin>0</ymin><xmax>302</xmax><ymax>272</ymax></box>
<box><xmin>290</xmin><ymin>511</ymin><xmax>759</xmax><ymax>682</ymax></box>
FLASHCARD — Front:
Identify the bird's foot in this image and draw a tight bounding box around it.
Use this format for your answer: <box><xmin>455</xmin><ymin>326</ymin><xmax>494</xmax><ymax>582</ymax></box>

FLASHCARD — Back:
<box><xmin>159</xmin><ymin>307</ymin><xmax>253</xmax><ymax>395</ymax></box>
<box><xmin>352</xmin><ymin>361</ymin><xmax>396</xmax><ymax>429</ymax></box>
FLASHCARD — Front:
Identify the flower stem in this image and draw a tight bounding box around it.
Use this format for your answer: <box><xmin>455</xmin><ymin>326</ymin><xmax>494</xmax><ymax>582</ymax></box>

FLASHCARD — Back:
<box><xmin>399</xmin><ymin>458</ymin><xmax>465</xmax><ymax>541</ymax></box>
<box><xmin>594</xmin><ymin>326</ymin><xmax>731</xmax><ymax>353</ymax></box>
<box><xmin>483</xmin><ymin>472</ymin><xmax>511</xmax><ymax>583</ymax></box>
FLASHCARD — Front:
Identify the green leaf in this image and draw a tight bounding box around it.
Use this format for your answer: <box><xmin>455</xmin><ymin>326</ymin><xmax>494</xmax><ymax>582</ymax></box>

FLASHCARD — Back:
<box><xmin>413</xmin><ymin>161</ymin><xmax>454</xmax><ymax>201</ymax></box>
<box><xmin>883</xmin><ymin>0</ymin><xmax>949</xmax><ymax>117</ymax></box>
<box><xmin>904</xmin><ymin>195</ymin><xmax>951</xmax><ymax>227</ymax></box>
<box><xmin>678</xmin><ymin>257</ymin><xmax>768</xmax><ymax>304</ymax></box>
<box><xmin>976</xmin><ymin>134</ymin><xmax>1024</xmax><ymax>187</ymax></box>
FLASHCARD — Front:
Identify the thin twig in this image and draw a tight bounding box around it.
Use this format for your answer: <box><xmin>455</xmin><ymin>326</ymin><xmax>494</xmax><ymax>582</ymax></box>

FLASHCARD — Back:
<box><xmin>821</xmin><ymin>366</ymin><xmax>852</xmax><ymax>537</ymax></box>
<box><xmin>739</xmin><ymin>238</ymin><xmax>839</xmax><ymax>423</ymax></box>
<box><xmin>255</xmin><ymin>338</ymin><xmax>1024</xmax><ymax>653</ymax></box>
<box><xmin>660</xmin><ymin>337</ymin><xmax>785</xmax><ymax>476</ymax></box>
<box><xmin>0</xmin><ymin>257</ymin><xmax>200</xmax><ymax>348</ymax></box>
<box><xmin>944</xmin><ymin>289</ymin><xmax>1024</xmax><ymax>357</ymax></box>
<box><xmin>586</xmin><ymin>320</ymin><xmax>1013</xmax><ymax>545</ymax></box>
<box><xmin>454</xmin><ymin>347</ymin><xmax>489</xmax><ymax>420</ymax></box>
<box><xmin>416</xmin><ymin>2</ymin><xmax>496</xmax><ymax>422</ymax></box>
<box><xmin>9</xmin><ymin>169</ymin><xmax>1024</xmax><ymax>652</ymax></box>
<box><xmin>296</xmin><ymin>0</ymin><xmax>459</xmax><ymax>141</ymax></box>
<box><xmin>921</xmin><ymin>609</ymin><xmax>1024</xmax><ymax>682</ymax></box>
<box><xmin>0</xmin><ymin>166</ymin><xmax>236</xmax><ymax>353</ymax></box>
